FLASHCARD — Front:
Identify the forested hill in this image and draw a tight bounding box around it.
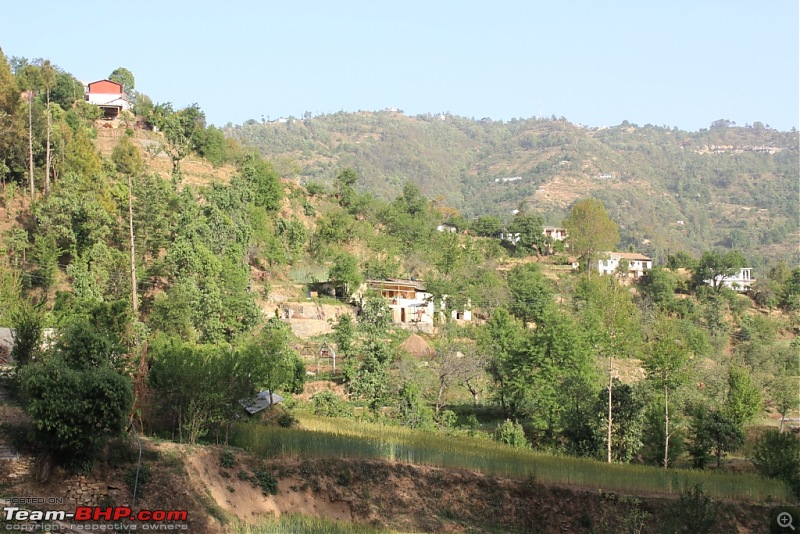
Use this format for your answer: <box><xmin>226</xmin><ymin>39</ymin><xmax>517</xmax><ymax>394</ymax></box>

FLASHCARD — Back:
<box><xmin>225</xmin><ymin>113</ymin><xmax>799</xmax><ymax>266</ymax></box>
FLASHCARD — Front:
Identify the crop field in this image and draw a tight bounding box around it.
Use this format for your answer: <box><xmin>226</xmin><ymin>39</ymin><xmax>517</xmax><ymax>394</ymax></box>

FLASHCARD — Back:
<box><xmin>228</xmin><ymin>415</ymin><xmax>792</xmax><ymax>503</ymax></box>
<box><xmin>230</xmin><ymin>515</ymin><xmax>391</xmax><ymax>534</ymax></box>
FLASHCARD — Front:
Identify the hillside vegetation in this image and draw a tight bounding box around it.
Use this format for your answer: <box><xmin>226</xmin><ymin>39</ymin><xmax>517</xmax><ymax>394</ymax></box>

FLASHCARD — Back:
<box><xmin>1</xmin><ymin>52</ymin><xmax>799</xmax><ymax>533</ymax></box>
<box><xmin>226</xmin><ymin>113</ymin><xmax>799</xmax><ymax>266</ymax></box>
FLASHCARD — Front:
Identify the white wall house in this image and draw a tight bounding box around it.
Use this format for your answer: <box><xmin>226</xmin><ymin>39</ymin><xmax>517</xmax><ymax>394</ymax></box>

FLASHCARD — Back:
<box><xmin>595</xmin><ymin>252</ymin><xmax>653</xmax><ymax>279</ymax></box>
<box><xmin>542</xmin><ymin>227</ymin><xmax>567</xmax><ymax>241</ymax></box>
<box><xmin>84</xmin><ymin>79</ymin><xmax>132</xmax><ymax>118</ymax></box>
<box><xmin>706</xmin><ymin>268</ymin><xmax>755</xmax><ymax>292</ymax></box>
<box><xmin>358</xmin><ymin>279</ymin><xmax>435</xmax><ymax>325</ymax></box>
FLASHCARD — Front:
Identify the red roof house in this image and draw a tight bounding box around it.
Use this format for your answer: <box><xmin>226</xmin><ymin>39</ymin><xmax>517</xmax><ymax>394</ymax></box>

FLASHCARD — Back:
<box><xmin>85</xmin><ymin>79</ymin><xmax>132</xmax><ymax>119</ymax></box>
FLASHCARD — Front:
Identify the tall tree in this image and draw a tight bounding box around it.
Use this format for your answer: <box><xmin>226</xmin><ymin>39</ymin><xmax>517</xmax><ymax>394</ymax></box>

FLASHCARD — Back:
<box><xmin>643</xmin><ymin>316</ymin><xmax>694</xmax><ymax>468</ymax></box>
<box><xmin>0</xmin><ymin>48</ymin><xmax>24</xmax><ymax>184</ymax></box>
<box><xmin>506</xmin><ymin>262</ymin><xmax>554</xmax><ymax>326</ymax></box>
<box><xmin>111</xmin><ymin>136</ymin><xmax>144</xmax><ymax>314</ymax></box>
<box><xmin>723</xmin><ymin>365</ymin><xmax>762</xmax><ymax>426</ymax></box>
<box><xmin>40</xmin><ymin>60</ymin><xmax>56</xmax><ymax>194</ymax></box>
<box><xmin>564</xmin><ymin>199</ymin><xmax>619</xmax><ymax>264</ymax></box>
<box><xmin>575</xmin><ymin>274</ymin><xmax>641</xmax><ymax>462</ymax></box>
<box><xmin>16</xmin><ymin>62</ymin><xmax>40</xmax><ymax>201</ymax></box>
<box><xmin>479</xmin><ymin>307</ymin><xmax>527</xmax><ymax>417</ymax></box>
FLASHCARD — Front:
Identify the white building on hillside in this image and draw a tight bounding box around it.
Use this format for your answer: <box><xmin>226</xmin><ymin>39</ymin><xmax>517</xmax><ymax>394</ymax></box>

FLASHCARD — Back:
<box><xmin>594</xmin><ymin>252</ymin><xmax>653</xmax><ymax>279</ymax></box>
<box><xmin>706</xmin><ymin>267</ymin><xmax>755</xmax><ymax>292</ymax></box>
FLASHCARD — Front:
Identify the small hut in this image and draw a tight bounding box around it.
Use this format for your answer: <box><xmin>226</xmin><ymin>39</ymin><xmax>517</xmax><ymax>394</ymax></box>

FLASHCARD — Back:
<box><xmin>399</xmin><ymin>334</ymin><xmax>434</xmax><ymax>358</ymax></box>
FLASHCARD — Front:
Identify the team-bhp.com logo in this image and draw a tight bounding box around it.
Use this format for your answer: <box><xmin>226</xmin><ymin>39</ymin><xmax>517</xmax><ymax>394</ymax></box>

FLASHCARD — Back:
<box><xmin>3</xmin><ymin>506</ymin><xmax>188</xmax><ymax>530</ymax></box>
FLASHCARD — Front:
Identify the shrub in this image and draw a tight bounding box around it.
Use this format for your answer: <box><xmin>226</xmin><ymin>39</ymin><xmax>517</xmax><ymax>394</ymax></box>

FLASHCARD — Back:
<box><xmin>494</xmin><ymin>419</ymin><xmax>528</xmax><ymax>449</ymax></box>
<box><xmin>253</xmin><ymin>469</ymin><xmax>278</xmax><ymax>496</ymax></box>
<box><xmin>220</xmin><ymin>450</ymin><xmax>236</xmax><ymax>468</ymax></box>
<box><xmin>278</xmin><ymin>413</ymin><xmax>296</xmax><ymax>428</ymax></box>
<box><xmin>751</xmin><ymin>430</ymin><xmax>800</xmax><ymax>498</ymax></box>
<box><xmin>125</xmin><ymin>464</ymin><xmax>152</xmax><ymax>498</ymax></box>
<box><xmin>312</xmin><ymin>391</ymin><xmax>352</xmax><ymax>418</ymax></box>
<box><xmin>658</xmin><ymin>484</ymin><xmax>717</xmax><ymax>534</ymax></box>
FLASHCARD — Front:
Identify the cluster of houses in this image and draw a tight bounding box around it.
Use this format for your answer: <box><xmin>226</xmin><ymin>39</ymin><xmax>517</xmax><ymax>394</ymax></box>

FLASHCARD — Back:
<box><xmin>335</xmin><ymin>226</ymin><xmax>755</xmax><ymax>331</ymax></box>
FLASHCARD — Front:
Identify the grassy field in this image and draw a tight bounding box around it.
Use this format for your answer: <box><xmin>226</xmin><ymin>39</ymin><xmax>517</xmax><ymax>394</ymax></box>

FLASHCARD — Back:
<box><xmin>230</xmin><ymin>515</ymin><xmax>392</xmax><ymax>534</ymax></box>
<box><xmin>228</xmin><ymin>414</ymin><xmax>792</xmax><ymax>503</ymax></box>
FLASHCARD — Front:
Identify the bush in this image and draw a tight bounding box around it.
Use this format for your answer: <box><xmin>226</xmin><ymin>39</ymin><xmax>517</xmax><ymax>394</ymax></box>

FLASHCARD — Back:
<box><xmin>751</xmin><ymin>430</ymin><xmax>800</xmax><ymax>498</ymax></box>
<box><xmin>220</xmin><ymin>450</ymin><xmax>236</xmax><ymax>468</ymax></box>
<box><xmin>658</xmin><ymin>484</ymin><xmax>717</xmax><ymax>534</ymax></box>
<box><xmin>278</xmin><ymin>413</ymin><xmax>296</xmax><ymax>428</ymax></box>
<box><xmin>253</xmin><ymin>469</ymin><xmax>278</xmax><ymax>496</ymax></box>
<box><xmin>125</xmin><ymin>464</ymin><xmax>152</xmax><ymax>498</ymax></box>
<box><xmin>312</xmin><ymin>391</ymin><xmax>352</xmax><ymax>418</ymax></box>
<box><xmin>494</xmin><ymin>419</ymin><xmax>528</xmax><ymax>449</ymax></box>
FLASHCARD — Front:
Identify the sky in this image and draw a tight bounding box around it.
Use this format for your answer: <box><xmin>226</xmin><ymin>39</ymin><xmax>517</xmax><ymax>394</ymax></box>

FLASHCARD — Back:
<box><xmin>1</xmin><ymin>1</ymin><xmax>798</xmax><ymax>131</ymax></box>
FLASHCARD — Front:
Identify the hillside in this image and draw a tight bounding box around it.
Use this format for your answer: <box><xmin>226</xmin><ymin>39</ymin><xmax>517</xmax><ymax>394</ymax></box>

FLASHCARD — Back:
<box><xmin>2</xmin><ymin>52</ymin><xmax>799</xmax><ymax>534</ymax></box>
<box><xmin>225</xmin><ymin>114</ymin><xmax>799</xmax><ymax>266</ymax></box>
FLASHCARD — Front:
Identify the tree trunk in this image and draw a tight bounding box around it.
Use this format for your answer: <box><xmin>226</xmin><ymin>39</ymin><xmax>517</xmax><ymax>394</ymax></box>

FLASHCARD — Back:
<box><xmin>663</xmin><ymin>384</ymin><xmax>670</xmax><ymax>469</ymax></box>
<box><xmin>465</xmin><ymin>377</ymin><xmax>480</xmax><ymax>406</ymax></box>
<box><xmin>27</xmin><ymin>93</ymin><xmax>34</xmax><ymax>202</ymax></box>
<box><xmin>435</xmin><ymin>379</ymin><xmax>446</xmax><ymax>416</ymax></box>
<box><xmin>128</xmin><ymin>173</ymin><xmax>138</xmax><ymax>313</ymax></box>
<box><xmin>607</xmin><ymin>355</ymin><xmax>613</xmax><ymax>463</ymax></box>
<box><xmin>45</xmin><ymin>90</ymin><xmax>51</xmax><ymax>194</ymax></box>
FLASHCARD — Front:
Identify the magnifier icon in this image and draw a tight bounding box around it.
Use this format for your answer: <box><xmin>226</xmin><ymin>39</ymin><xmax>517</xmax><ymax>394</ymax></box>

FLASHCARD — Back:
<box><xmin>778</xmin><ymin>512</ymin><xmax>796</xmax><ymax>531</ymax></box>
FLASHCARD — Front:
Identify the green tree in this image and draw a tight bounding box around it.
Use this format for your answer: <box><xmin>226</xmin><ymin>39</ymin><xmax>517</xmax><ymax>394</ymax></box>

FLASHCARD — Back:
<box><xmin>564</xmin><ymin>199</ymin><xmax>619</xmax><ymax>263</ymax></box>
<box><xmin>506</xmin><ymin>263</ymin><xmax>554</xmax><ymax>325</ymax></box>
<box><xmin>328</xmin><ymin>252</ymin><xmax>363</xmax><ymax>297</ymax></box>
<box><xmin>770</xmin><ymin>376</ymin><xmax>800</xmax><ymax>433</ymax></box>
<box><xmin>39</xmin><ymin>59</ymin><xmax>56</xmax><ymax>194</ymax></box>
<box><xmin>0</xmin><ymin>48</ymin><xmax>25</xmax><ymax>184</ymax></box>
<box><xmin>575</xmin><ymin>274</ymin><xmax>641</xmax><ymax>463</ymax></box>
<box><xmin>15</xmin><ymin>60</ymin><xmax>41</xmax><ymax>200</ymax></box>
<box><xmin>397</xmin><ymin>381</ymin><xmax>434</xmax><ymax>429</ymax></box>
<box><xmin>31</xmin><ymin>233</ymin><xmax>62</xmax><ymax>295</ymax></box>
<box><xmin>334</xmin><ymin>167</ymin><xmax>359</xmax><ymax>209</ymax></box>
<box><xmin>479</xmin><ymin>307</ymin><xmax>527</xmax><ymax>417</ymax></box>
<box><xmin>357</xmin><ymin>296</ymin><xmax>391</xmax><ymax>338</ymax></box>
<box><xmin>638</xmin><ymin>267</ymin><xmax>677</xmax><ymax>310</ymax></box>
<box><xmin>750</xmin><ymin>430</ymin><xmax>800</xmax><ymax>498</ymax></box>
<box><xmin>507</xmin><ymin>212</ymin><xmax>545</xmax><ymax>255</ymax></box>
<box><xmin>780</xmin><ymin>267</ymin><xmax>800</xmax><ymax>311</ymax></box>
<box><xmin>723</xmin><ymin>365</ymin><xmax>762</xmax><ymax>426</ymax></box>
<box><xmin>595</xmin><ymin>379</ymin><xmax>645</xmax><ymax>463</ymax></box>
<box><xmin>471</xmin><ymin>215</ymin><xmax>504</xmax><ymax>237</ymax></box>
<box><xmin>248</xmin><ymin>317</ymin><xmax>303</xmax><ymax>399</ymax></box>
<box><xmin>691</xmin><ymin>250</ymin><xmax>747</xmax><ymax>292</ymax></box>
<box><xmin>643</xmin><ymin>316</ymin><xmax>694</xmax><ymax>468</ymax></box>
<box><xmin>236</xmin><ymin>153</ymin><xmax>282</xmax><ymax>211</ymax></box>
<box><xmin>688</xmin><ymin>407</ymin><xmax>744</xmax><ymax>469</ymax></box>
<box><xmin>312</xmin><ymin>390</ymin><xmax>352</xmax><ymax>418</ymax></box>
<box><xmin>108</xmin><ymin>67</ymin><xmax>135</xmax><ymax>95</ymax></box>
<box><xmin>112</xmin><ymin>135</ymin><xmax>144</xmax><ymax>314</ymax></box>
<box><xmin>433</xmin><ymin>231</ymin><xmax>463</xmax><ymax>278</ymax></box>
<box><xmin>10</xmin><ymin>300</ymin><xmax>45</xmax><ymax>368</ymax></box>
<box><xmin>332</xmin><ymin>313</ymin><xmax>355</xmax><ymax>358</ymax></box>
<box><xmin>19</xmin><ymin>357</ymin><xmax>132</xmax><ymax>468</ymax></box>
<box><xmin>152</xmin><ymin>103</ymin><xmax>205</xmax><ymax>177</ymax></box>
<box><xmin>641</xmin><ymin>400</ymin><xmax>686</xmax><ymax>468</ymax></box>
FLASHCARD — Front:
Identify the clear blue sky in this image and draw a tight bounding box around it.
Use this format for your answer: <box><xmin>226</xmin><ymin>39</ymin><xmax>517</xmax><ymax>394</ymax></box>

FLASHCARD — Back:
<box><xmin>1</xmin><ymin>1</ymin><xmax>797</xmax><ymax>131</ymax></box>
